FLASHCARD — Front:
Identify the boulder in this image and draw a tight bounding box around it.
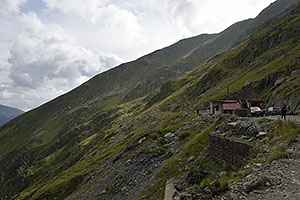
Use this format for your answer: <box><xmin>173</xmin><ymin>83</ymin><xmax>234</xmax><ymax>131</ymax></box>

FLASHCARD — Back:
<box><xmin>242</xmin><ymin>175</ymin><xmax>271</xmax><ymax>193</ymax></box>
<box><xmin>164</xmin><ymin>180</ymin><xmax>177</xmax><ymax>200</ymax></box>
<box><xmin>217</xmin><ymin>119</ymin><xmax>263</xmax><ymax>138</ymax></box>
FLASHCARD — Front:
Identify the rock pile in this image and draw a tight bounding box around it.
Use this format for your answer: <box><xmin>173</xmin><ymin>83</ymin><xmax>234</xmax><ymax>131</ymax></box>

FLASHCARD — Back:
<box><xmin>215</xmin><ymin>117</ymin><xmax>265</xmax><ymax>139</ymax></box>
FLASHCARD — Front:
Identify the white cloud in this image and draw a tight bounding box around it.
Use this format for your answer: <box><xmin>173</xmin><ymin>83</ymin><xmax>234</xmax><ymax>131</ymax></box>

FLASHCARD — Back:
<box><xmin>1</xmin><ymin>12</ymin><xmax>122</xmax><ymax>110</ymax></box>
<box><xmin>43</xmin><ymin>0</ymin><xmax>111</xmax><ymax>22</ymax></box>
<box><xmin>166</xmin><ymin>0</ymin><xmax>199</xmax><ymax>36</ymax></box>
<box><xmin>0</xmin><ymin>0</ymin><xmax>27</xmax><ymax>15</ymax></box>
<box><xmin>152</xmin><ymin>0</ymin><xmax>276</xmax><ymax>37</ymax></box>
<box><xmin>41</xmin><ymin>0</ymin><xmax>148</xmax><ymax>59</ymax></box>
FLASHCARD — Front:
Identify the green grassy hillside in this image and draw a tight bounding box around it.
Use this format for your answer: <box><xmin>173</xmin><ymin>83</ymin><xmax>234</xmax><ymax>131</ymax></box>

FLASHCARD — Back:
<box><xmin>0</xmin><ymin>0</ymin><xmax>299</xmax><ymax>199</ymax></box>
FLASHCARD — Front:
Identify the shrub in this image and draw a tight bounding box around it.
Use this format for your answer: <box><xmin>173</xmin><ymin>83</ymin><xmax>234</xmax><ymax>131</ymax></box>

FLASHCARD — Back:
<box><xmin>267</xmin><ymin>145</ymin><xmax>288</xmax><ymax>163</ymax></box>
<box><xmin>201</xmin><ymin>178</ymin><xmax>211</xmax><ymax>187</ymax></box>
<box><xmin>178</xmin><ymin>131</ymin><xmax>191</xmax><ymax>141</ymax></box>
<box><xmin>186</xmin><ymin>168</ymin><xmax>207</xmax><ymax>185</ymax></box>
<box><xmin>150</xmin><ymin>132</ymin><xmax>159</xmax><ymax>140</ymax></box>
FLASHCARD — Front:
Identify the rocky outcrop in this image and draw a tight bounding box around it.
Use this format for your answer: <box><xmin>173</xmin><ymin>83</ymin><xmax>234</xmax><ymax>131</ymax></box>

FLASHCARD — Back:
<box><xmin>238</xmin><ymin>71</ymin><xmax>282</xmax><ymax>100</ymax></box>
<box><xmin>237</xmin><ymin>66</ymin><xmax>300</xmax><ymax>111</ymax></box>
<box><xmin>71</xmin><ymin>152</ymin><xmax>162</xmax><ymax>200</ymax></box>
<box><xmin>216</xmin><ymin>118</ymin><xmax>264</xmax><ymax>138</ymax></box>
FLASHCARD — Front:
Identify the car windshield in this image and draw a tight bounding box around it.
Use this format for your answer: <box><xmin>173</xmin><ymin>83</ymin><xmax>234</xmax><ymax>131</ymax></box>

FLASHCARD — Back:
<box><xmin>251</xmin><ymin>107</ymin><xmax>261</xmax><ymax>111</ymax></box>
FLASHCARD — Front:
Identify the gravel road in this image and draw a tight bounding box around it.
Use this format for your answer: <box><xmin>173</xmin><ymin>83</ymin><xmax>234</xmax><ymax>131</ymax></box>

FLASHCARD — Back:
<box><xmin>265</xmin><ymin>115</ymin><xmax>300</xmax><ymax>123</ymax></box>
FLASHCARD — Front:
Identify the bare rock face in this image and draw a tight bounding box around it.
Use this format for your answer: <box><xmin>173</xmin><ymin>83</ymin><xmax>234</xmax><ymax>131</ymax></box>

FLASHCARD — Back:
<box><xmin>238</xmin><ymin>67</ymin><xmax>300</xmax><ymax>112</ymax></box>
<box><xmin>285</xmin><ymin>91</ymin><xmax>300</xmax><ymax>111</ymax></box>
<box><xmin>164</xmin><ymin>180</ymin><xmax>177</xmax><ymax>200</ymax></box>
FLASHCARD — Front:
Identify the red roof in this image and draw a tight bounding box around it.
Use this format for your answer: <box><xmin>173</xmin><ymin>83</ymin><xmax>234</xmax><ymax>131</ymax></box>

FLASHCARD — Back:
<box><xmin>223</xmin><ymin>102</ymin><xmax>241</xmax><ymax>110</ymax></box>
<box><xmin>212</xmin><ymin>100</ymin><xmax>238</xmax><ymax>103</ymax></box>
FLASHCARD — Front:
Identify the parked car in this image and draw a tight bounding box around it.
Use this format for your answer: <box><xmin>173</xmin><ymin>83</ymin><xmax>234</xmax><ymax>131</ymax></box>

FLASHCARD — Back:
<box><xmin>250</xmin><ymin>107</ymin><xmax>264</xmax><ymax>117</ymax></box>
<box><xmin>265</xmin><ymin>107</ymin><xmax>281</xmax><ymax>116</ymax></box>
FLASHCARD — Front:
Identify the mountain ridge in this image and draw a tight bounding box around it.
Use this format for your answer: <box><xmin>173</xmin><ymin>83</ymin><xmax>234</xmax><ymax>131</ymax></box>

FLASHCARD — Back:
<box><xmin>0</xmin><ymin>0</ymin><xmax>300</xmax><ymax>199</ymax></box>
<box><xmin>0</xmin><ymin>104</ymin><xmax>23</xmax><ymax>126</ymax></box>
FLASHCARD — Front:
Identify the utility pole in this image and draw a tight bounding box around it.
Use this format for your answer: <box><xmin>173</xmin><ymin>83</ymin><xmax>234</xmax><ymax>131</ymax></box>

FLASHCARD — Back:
<box><xmin>226</xmin><ymin>86</ymin><xmax>229</xmax><ymax>100</ymax></box>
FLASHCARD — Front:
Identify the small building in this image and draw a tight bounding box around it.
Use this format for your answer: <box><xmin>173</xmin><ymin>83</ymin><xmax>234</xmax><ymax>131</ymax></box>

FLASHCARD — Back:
<box><xmin>210</xmin><ymin>100</ymin><xmax>241</xmax><ymax>115</ymax></box>
<box><xmin>240</xmin><ymin>100</ymin><xmax>265</xmax><ymax>109</ymax></box>
<box><xmin>210</xmin><ymin>100</ymin><xmax>265</xmax><ymax>115</ymax></box>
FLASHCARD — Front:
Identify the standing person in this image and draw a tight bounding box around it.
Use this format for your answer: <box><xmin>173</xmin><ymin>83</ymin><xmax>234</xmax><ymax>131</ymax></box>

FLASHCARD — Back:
<box><xmin>281</xmin><ymin>104</ymin><xmax>287</xmax><ymax>120</ymax></box>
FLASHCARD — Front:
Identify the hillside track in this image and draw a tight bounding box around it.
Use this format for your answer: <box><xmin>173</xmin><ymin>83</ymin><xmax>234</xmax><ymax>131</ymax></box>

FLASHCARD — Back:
<box><xmin>265</xmin><ymin>115</ymin><xmax>300</xmax><ymax>124</ymax></box>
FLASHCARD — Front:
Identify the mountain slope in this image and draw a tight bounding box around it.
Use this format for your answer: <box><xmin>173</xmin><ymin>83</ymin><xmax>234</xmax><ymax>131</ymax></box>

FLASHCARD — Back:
<box><xmin>167</xmin><ymin>0</ymin><xmax>299</xmax><ymax>76</ymax></box>
<box><xmin>0</xmin><ymin>104</ymin><xmax>23</xmax><ymax>126</ymax></box>
<box><xmin>67</xmin><ymin>4</ymin><xmax>300</xmax><ymax>195</ymax></box>
<box><xmin>0</xmin><ymin>0</ymin><xmax>300</xmax><ymax>200</ymax></box>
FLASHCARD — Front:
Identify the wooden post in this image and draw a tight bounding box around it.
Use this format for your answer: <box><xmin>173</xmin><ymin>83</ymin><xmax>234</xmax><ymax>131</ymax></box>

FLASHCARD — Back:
<box><xmin>227</xmin><ymin>86</ymin><xmax>229</xmax><ymax>99</ymax></box>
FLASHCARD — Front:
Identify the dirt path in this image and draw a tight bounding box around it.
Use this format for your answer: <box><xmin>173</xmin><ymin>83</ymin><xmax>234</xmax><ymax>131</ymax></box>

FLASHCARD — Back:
<box><xmin>218</xmin><ymin>133</ymin><xmax>300</xmax><ymax>200</ymax></box>
<box><xmin>245</xmin><ymin>158</ymin><xmax>300</xmax><ymax>200</ymax></box>
<box><xmin>244</xmin><ymin>137</ymin><xmax>300</xmax><ymax>200</ymax></box>
<box><xmin>265</xmin><ymin>115</ymin><xmax>300</xmax><ymax>123</ymax></box>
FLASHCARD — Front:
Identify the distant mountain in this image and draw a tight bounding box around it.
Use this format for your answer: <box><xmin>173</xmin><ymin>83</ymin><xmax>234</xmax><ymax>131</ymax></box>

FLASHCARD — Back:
<box><xmin>0</xmin><ymin>0</ymin><xmax>299</xmax><ymax>199</ymax></box>
<box><xmin>0</xmin><ymin>104</ymin><xmax>23</xmax><ymax>126</ymax></box>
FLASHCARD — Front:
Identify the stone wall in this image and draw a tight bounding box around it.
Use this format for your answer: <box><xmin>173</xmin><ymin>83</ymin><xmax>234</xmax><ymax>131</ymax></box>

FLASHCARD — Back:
<box><xmin>208</xmin><ymin>133</ymin><xmax>253</xmax><ymax>169</ymax></box>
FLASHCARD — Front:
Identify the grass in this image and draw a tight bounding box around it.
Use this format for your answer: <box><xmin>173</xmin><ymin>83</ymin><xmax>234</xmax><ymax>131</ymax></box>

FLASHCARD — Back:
<box><xmin>186</xmin><ymin>168</ymin><xmax>207</xmax><ymax>185</ymax></box>
<box><xmin>267</xmin><ymin>145</ymin><xmax>288</xmax><ymax>164</ymax></box>
<box><xmin>268</xmin><ymin>119</ymin><xmax>300</xmax><ymax>146</ymax></box>
<box><xmin>178</xmin><ymin>131</ymin><xmax>191</xmax><ymax>141</ymax></box>
<box><xmin>79</xmin><ymin>134</ymin><xmax>97</xmax><ymax>146</ymax></box>
<box><xmin>201</xmin><ymin>178</ymin><xmax>212</xmax><ymax>187</ymax></box>
<box><xmin>181</xmin><ymin>119</ymin><xmax>221</xmax><ymax>158</ymax></box>
<box><xmin>219</xmin><ymin>174</ymin><xmax>231</xmax><ymax>188</ymax></box>
<box><xmin>248</xmin><ymin>119</ymin><xmax>300</xmax><ymax>165</ymax></box>
<box><xmin>266</xmin><ymin>119</ymin><xmax>300</xmax><ymax>164</ymax></box>
<box><xmin>145</xmin><ymin>157</ymin><xmax>180</xmax><ymax>199</ymax></box>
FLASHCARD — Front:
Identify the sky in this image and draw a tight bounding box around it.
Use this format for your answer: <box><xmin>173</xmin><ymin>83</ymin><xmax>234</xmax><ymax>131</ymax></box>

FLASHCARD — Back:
<box><xmin>0</xmin><ymin>0</ymin><xmax>276</xmax><ymax>111</ymax></box>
